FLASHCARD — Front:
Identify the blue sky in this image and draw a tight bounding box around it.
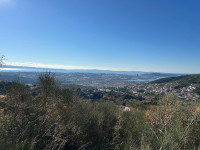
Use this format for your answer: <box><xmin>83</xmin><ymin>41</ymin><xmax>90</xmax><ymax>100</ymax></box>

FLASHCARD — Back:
<box><xmin>0</xmin><ymin>0</ymin><xmax>200</xmax><ymax>73</ymax></box>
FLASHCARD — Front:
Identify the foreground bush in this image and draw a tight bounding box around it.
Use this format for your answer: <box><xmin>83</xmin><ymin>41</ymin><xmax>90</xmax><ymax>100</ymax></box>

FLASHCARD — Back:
<box><xmin>0</xmin><ymin>74</ymin><xmax>200</xmax><ymax>150</ymax></box>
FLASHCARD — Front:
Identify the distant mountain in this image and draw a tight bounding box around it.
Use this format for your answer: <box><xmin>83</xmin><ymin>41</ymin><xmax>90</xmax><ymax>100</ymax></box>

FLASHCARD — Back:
<box><xmin>3</xmin><ymin>65</ymin><xmax>183</xmax><ymax>76</ymax></box>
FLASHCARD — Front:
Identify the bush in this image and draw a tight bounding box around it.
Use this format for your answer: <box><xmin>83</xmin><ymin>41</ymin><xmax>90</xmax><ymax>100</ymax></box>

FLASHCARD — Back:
<box><xmin>113</xmin><ymin>110</ymin><xmax>146</xmax><ymax>149</ymax></box>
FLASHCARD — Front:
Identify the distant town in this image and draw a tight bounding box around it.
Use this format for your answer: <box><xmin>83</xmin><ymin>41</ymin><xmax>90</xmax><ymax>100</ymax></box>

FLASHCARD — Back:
<box><xmin>0</xmin><ymin>71</ymin><xmax>199</xmax><ymax>102</ymax></box>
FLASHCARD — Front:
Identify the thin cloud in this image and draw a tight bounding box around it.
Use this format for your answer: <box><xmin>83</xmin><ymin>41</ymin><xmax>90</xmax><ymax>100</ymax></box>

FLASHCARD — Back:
<box><xmin>5</xmin><ymin>61</ymin><xmax>144</xmax><ymax>72</ymax></box>
<box><xmin>5</xmin><ymin>61</ymin><xmax>195</xmax><ymax>74</ymax></box>
<box><xmin>4</xmin><ymin>61</ymin><xmax>193</xmax><ymax>73</ymax></box>
<box><xmin>1</xmin><ymin>68</ymin><xmax>24</xmax><ymax>71</ymax></box>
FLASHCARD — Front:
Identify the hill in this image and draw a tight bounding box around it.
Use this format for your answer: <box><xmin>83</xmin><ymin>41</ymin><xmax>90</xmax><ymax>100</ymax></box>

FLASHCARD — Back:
<box><xmin>152</xmin><ymin>74</ymin><xmax>200</xmax><ymax>85</ymax></box>
<box><xmin>1</xmin><ymin>73</ymin><xmax>200</xmax><ymax>149</ymax></box>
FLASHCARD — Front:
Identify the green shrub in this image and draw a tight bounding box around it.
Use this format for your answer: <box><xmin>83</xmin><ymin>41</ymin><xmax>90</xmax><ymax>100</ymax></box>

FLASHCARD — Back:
<box><xmin>113</xmin><ymin>110</ymin><xmax>146</xmax><ymax>150</ymax></box>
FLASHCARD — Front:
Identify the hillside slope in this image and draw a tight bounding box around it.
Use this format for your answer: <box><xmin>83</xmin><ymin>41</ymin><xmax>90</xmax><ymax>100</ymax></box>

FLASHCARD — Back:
<box><xmin>152</xmin><ymin>74</ymin><xmax>200</xmax><ymax>85</ymax></box>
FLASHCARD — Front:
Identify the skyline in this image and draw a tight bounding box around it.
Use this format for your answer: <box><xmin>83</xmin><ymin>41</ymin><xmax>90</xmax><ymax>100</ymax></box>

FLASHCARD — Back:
<box><xmin>0</xmin><ymin>0</ymin><xmax>200</xmax><ymax>73</ymax></box>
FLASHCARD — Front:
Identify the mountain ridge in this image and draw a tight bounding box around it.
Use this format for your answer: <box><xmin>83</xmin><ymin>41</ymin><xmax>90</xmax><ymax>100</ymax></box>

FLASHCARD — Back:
<box><xmin>3</xmin><ymin>65</ymin><xmax>184</xmax><ymax>76</ymax></box>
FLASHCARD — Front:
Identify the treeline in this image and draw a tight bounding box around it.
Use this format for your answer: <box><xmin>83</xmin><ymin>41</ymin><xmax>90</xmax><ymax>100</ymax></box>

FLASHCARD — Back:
<box><xmin>1</xmin><ymin>73</ymin><xmax>200</xmax><ymax>150</ymax></box>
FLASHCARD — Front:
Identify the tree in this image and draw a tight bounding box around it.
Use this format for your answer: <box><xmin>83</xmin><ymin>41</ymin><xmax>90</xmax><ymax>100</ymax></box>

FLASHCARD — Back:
<box><xmin>38</xmin><ymin>72</ymin><xmax>57</xmax><ymax>100</ymax></box>
<box><xmin>0</xmin><ymin>55</ymin><xmax>5</xmax><ymax>80</ymax></box>
<box><xmin>0</xmin><ymin>55</ymin><xmax>5</xmax><ymax>68</ymax></box>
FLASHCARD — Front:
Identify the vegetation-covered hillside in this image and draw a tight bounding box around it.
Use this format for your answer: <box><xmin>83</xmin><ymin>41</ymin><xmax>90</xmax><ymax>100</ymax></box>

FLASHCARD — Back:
<box><xmin>152</xmin><ymin>74</ymin><xmax>200</xmax><ymax>84</ymax></box>
<box><xmin>1</xmin><ymin>73</ymin><xmax>200</xmax><ymax>150</ymax></box>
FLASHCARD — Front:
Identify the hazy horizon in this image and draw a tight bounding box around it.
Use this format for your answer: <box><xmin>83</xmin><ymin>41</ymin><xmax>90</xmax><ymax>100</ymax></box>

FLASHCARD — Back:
<box><xmin>1</xmin><ymin>63</ymin><xmax>190</xmax><ymax>74</ymax></box>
